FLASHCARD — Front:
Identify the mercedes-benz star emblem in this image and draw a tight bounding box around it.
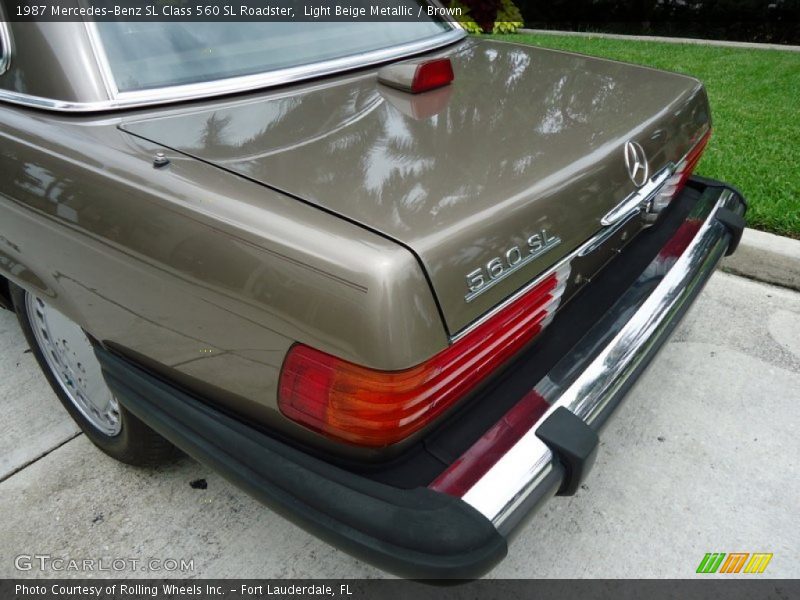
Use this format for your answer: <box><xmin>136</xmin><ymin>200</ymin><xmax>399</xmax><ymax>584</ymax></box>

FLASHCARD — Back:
<box><xmin>624</xmin><ymin>141</ymin><xmax>650</xmax><ymax>188</ymax></box>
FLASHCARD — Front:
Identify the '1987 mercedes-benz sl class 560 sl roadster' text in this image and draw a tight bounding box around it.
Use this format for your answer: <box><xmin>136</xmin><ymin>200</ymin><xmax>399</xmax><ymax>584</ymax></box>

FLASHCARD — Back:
<box><xmin>0</xmin><ymin>8</ymin><xmax>747</xmax><ymax>578</ymax></box>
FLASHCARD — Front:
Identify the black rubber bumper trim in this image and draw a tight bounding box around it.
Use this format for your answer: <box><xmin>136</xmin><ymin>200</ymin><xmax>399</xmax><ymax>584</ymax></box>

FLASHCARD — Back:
<box><xmin>715</xmin><ymin>207</ymin><xmax>747</xmax><ymax>256</ymax></box>
<box><xmin>0</xmin><ymin>278</ymin><xmax>12</xmax><ymax>311</ymax></box>
<box><xmin>688</xmin><ymin>175</ymin><xmax>748</xmax><ymax>256</ymax></box>
<box><xmin>95</xmin><ymin>347</ymin><xmax>506</xmax><ymax>580</ymax></box>
<box><xmin>688</xmin><ymin>175</ymin><xmax>748</xmax><ymax>210</ymax></box>
<box><xmin>536</xmin><ymin>407</ymin><xmax>599</xmax><ymax>496</ymax></box>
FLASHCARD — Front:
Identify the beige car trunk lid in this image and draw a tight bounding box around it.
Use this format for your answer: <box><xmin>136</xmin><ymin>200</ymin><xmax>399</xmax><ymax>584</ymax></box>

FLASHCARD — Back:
<box><xmin>121</xmin><ymin>39</ymin><xmax>709</xmax><ymax>335</ymax></box>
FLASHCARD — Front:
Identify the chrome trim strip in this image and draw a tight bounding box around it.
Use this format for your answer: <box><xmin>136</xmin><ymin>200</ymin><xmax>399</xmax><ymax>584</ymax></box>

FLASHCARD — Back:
<box><xmin>452</xmin><ymin>131</ymin><xmax>712</xmax><ymax>342</ymax></box>
<box><xmin>459</xmin><ymin>189</ymin><xmax>739</xmax><ymax>528</ymax></box>
<box><xmin>0</xmin><ymin>27</ymin><xmax>465</xmax><ymax>112</ymax></box>
<box><xmin>0</xmin><ymin>89</ymin><xmax>111</xmax><ymax>111</ymax></box>
<box><xmin>451</xmin><ymin>212</ymin><xmax>644</xmax><ymax>343</ymax></box>
<box><xmin>601</xmin><ymin>165</ymin><xmax>672</xmax><ymax>226</ymax></box>
<box><xmin>464</xmin><ymin>236</ymin><xmax>562</xmax><ymax>303</ymax></box>
<box><xmin>577</xmin><ymin>209</ymin><xmax>638</xmax><ymax>258</ymax></box>
<box><xmin>451</xmin><ymin>254</ymin><xmax>575</xmax><ymax>344</ymax></box>
<box><xmin>0</xmin><ymin>21</ymin><xmax>11</xmax><ymax>76</ymax></box>
<box><xmin>602</xmin><ymin>125</ymin><xmax>712</xmax><ymax>227</ymax></box>
<box><xmin>83</xmin><ymin>21</ymin><xmax>119</xmax><ymax>99</ymax></box>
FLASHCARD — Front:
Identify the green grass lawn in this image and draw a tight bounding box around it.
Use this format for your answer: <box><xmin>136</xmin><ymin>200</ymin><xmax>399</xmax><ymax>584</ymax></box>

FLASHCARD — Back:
<box><xmin>489</xmin><ymin>33</ymin><xmax>800</xmax><ymax>238</ymax></box>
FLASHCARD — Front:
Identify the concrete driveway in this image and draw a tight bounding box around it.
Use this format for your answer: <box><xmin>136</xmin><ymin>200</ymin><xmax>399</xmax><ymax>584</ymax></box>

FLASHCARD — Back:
<box><xmin>1</xmin><ymin>271</ymin><xmax>797</xmax><ymax>579</ymax></box>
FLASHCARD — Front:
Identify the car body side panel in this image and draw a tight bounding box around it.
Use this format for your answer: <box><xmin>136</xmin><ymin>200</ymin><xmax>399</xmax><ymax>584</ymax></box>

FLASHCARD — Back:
<box><xmin>0</xmin><ymin>106</ymin><xmax>448</xmax><ymax>459</ymax></box>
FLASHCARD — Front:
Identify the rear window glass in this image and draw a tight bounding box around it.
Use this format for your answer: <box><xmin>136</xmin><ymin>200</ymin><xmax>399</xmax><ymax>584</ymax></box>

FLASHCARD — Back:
<box><xmin>95</xmin><ymin>14</ymin><xmax>451</xmax><ymax>92</ymax></box>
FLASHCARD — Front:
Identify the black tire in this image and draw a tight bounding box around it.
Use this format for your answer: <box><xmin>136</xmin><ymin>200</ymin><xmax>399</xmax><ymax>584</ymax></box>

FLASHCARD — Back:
<box><xmin>11</xmin><ymin>284</ymin><xmax>178</xmax><ymax>466</ymax></box>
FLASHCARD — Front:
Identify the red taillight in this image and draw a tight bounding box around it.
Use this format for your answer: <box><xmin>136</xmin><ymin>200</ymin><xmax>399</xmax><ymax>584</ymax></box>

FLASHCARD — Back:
<box><xmin>429</xmin><ymin>389</ymin><xmax>551</xmax><ymax>496</ymax></box>
<box><xmin>653</xmin><ymin>128</ymin><xmax>712</xmax><ymax>212</ymax></box>
<box><xmin>279</xmin><ymin>265</ymin><xmax>570</xmax><ymax>447</ymax></box>
<box><xmin>411</xmin><ymin>58</ymin><xmax>454</xmax><ymax>93</ymax></box>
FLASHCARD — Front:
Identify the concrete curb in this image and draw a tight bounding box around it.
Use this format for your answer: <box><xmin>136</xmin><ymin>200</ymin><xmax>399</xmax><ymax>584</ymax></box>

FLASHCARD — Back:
<box><xmin>518</xmin><ymin>28</ymin><xmax>800</xmax><ymax>52</ymax></box>
<box><xmin>722</xmin><ymin>228</ymin><xmax>800</xmax><ymax>291</ymax></box>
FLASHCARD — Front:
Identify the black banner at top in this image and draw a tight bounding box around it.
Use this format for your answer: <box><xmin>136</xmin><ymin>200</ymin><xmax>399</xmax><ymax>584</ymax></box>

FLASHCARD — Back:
<box><xmin>6</xmin><ymin>0</ymin><xmax>459</xmax><ymax>21</ymax></box>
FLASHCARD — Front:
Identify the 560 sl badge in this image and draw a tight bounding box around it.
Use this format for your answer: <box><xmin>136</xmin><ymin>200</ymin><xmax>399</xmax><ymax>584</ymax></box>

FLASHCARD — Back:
<box><xmin>465</xmin><ymin>229</ymin><xmax>562</xmax><ymax>302</ymax></box>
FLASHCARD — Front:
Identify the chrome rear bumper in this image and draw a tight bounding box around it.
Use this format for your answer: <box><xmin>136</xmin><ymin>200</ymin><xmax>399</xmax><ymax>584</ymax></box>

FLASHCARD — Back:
<box><xmin>430</xmin><ymin>182</ymin><xmax>746</xmax><ymax>535</ymax></box>
<box><xmin>101</xmin><ymin>179</ymin><xmax>746</xmax><ymax>579</ymax></box>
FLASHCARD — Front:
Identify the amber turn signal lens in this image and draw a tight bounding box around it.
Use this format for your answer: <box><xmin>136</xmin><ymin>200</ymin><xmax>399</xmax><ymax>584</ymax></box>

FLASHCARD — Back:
<box><xmin>278</xmin><ymin>266</ymin><xmax>570</xmax><ymax>447</ymax></box>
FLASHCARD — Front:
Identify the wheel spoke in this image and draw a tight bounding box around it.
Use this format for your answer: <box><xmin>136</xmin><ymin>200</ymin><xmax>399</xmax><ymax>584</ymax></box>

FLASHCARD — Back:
<box><xmin>25</xmin><ymin>293</ymin><xmax>122</xmax><ymax>437</ymax></box>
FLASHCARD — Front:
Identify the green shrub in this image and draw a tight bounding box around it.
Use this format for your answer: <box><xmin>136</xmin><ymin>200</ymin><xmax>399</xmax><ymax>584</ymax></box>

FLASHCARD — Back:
<box><xmin>449</xmin><ymin>0</ymin><xmax>484</xmax><ymax>34</ymax></box>
<box><xmin>450</xmin><ymin>0</ymin><xmax>524</xmax><ymax>35</ymax></box>
<box><xmin>492</xmin><ymin>0</ymin><xmax>524</xmax><ymax>34</ymax></box>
